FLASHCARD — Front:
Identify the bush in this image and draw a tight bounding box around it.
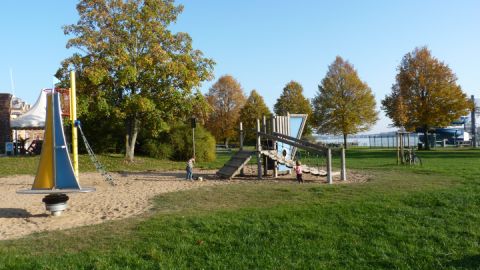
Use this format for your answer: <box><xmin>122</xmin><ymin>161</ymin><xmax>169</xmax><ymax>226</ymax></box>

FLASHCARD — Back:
<box><xmin>170</xmin><ymin>125</ymin><xmax>216</xmax><ymax>162</ymax></box>
<box><xmin>142</xmin><ymin>140</ymin><xmax>173</xmax><ymax>159</ymax></box>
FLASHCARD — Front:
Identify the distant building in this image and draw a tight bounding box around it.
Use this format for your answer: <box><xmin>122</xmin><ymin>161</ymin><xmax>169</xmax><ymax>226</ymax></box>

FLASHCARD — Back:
<box><xmin>0</xmin><ymin>93</ymin><xmax>44</xmax><ymax>154</ymax></box>
<box><xmin>0</xmin><ymin>93</ymin><xmax>12</xmax><ymax>153</ymax></box>
<box><xmin>10</xmin><ymin>96</ymin><xmax>31</xmax><ymax>119</ymax></box>
<box><xmin>10</xmin><ymin>95</ymin><xmax>44</xmax><ymax>152</ymax></box>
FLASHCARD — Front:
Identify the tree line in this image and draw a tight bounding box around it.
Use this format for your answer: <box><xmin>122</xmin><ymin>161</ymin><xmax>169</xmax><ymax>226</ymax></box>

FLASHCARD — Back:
<box><xmin>57</xmin><ymin>0</ymin><xmax>471</xmax><ymax>161</ymax></box>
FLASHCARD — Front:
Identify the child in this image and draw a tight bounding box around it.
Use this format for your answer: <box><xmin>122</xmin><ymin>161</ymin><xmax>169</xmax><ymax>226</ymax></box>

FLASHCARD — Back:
<box><xmin>294</xmin><ymin>160</ymin><xmax>303</xmax><ymax>183</ymax></box>
<box><xmin>186</xmin><ymin>157</ymin><xmax>195</xmax><ymax>180</ymax></box>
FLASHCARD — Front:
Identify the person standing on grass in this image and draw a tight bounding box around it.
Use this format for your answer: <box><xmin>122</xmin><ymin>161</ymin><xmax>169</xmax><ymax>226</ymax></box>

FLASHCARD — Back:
<box><xmin>294</xmin><ymin>160</ymin><xmax>303</xmax><ymax>183</ymax></box>
<box><xmin>186</xmin><ymin>156</ymin><xmax>195</xmax><ymax>180</ymax></box>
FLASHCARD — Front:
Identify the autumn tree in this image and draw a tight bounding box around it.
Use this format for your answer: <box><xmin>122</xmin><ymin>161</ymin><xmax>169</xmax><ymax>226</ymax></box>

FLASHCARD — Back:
<box><xmin>205</xmin><ymin>75</ymin><xmax>246</xmax><ymax>147</ymax></box>
<box><xmin>382</xmin><ymin>47</ymin><xmax>470</xmax><ymax>149</ymax></box>
<box><xmin>189</xmin><ymin>90</ymin><xmax>213</xmax><ymax>126</ymax></box>
<box><xmin>273</xmin><ymin>81</ymin><xmax>313</xmax><ymax>135</ymax></box>
<box><xmin>59</xmin><ymin>0</ymin><xmax>214</xmax><ymax>162</ymax></box>
<box><xmin>238</xmin><ymin>90</ymin><xmax>271</xmax><ymax>144</ymax></box>
<box><xmin>313</xmin><ymin>56</ymin><xmax>378</xmax><ymax>148</ymax></box>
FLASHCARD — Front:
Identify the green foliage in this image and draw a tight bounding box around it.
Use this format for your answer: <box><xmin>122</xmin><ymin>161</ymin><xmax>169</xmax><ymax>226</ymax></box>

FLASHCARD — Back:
<box><xmin>205</xmin><ymin>75</ymin><xmax>246</xmax><ymax>146</ymax></box>
<box><xmin>58</xmin><ymin>0</ymin><xmax>214</xmax><ymax>161</ymax></box>
<box><xmin>189</xmin><ymin>90</ymin><xmax>213</xmax><ymax>126</ymax></box>
<box><xmin>382</xmin><ymin>47</ymin><xmax>471</xmax><ymax>149</ymax></box>
<box><xmin>169</xmin><ymin>124</ymin><xmax>216</xmax><ymax>162</ymax></box>
<box><xmin>313</xmin><ymin>56</ymin><xmax>378</xmax><ymax>147</ymax></box>
<box><xmin>238</xmin><ymin>90</ymin><xmax>271</xmax><ymax>144</ymax></box>
<box><xmin>142</xmin><ymin>140</ymin><xmax>173</xmax><ymax>160</ymax></box>
<box><xmin>75</xmin><ymin>104</ymin><xmax>124</xmax><ymax>154</ymax></box>
<box><xmin>273</xmin><ymin>81</ymin><xmax>313</xmax><ymax>135</ymax></box>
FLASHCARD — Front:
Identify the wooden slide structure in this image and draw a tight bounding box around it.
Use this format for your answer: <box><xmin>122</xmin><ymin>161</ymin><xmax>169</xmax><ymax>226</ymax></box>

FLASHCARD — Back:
<box><xmin>216</xmin><ymin>115</ymin><xmax>346</xmax><ymax>183</ymax></box>
<box><xmin>216</xmin><ymin>150</ymin><xmax>255</xmax><ymax>179</ymax></box>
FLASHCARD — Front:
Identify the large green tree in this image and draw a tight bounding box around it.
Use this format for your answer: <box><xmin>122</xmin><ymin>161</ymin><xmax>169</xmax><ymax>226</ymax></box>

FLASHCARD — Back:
<box><xmin>313</xmin><ymin>56</ymin><xmax>378</xmax><ymax>148</ymax></box>
<box><xmin>60</xmin><ymin>0</ymin><xmax>214</xmax><ymax>161</ymax></box>
<box><xmin>205</xmin><ymin>75</ymin><xmax>246</xmax><ymax>147</ymax></box>
<box><xmin>238</xmin><ymin>90</ymin><xmax>271</xmax><ymax>144</ymax></box>
<box><xmin>382</xmin><ymin>47</ymin><xmax>470</xmax><ymax>149</ymax></box>
<box><xmin>273</xmin><ymin>81</ymin><xmax>313</xmax><ymax>135</ymax></box>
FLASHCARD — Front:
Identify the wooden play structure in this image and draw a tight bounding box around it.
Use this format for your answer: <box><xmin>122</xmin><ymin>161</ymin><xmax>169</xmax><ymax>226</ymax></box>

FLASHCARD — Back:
<box><xmin>217</xmin><ymin>114</ymin><xmax>347</xmax><ymax>183</ymax></box>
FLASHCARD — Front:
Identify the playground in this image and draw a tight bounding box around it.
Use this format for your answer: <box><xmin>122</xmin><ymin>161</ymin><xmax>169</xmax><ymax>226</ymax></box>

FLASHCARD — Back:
<box><xmin>0</xmin><ymin>77</ymin><xmax>476</xmax><ymax>267</ymax></box>
<box><xmin>0</xmin><ymin>165</ymin><xmax>369</xmax><ymax>241</ymax></box>
<box><xmin>0</xmin><ymin>171</ymin><xmax>223</xmax><ymax>240</ymax></box>
<box><xmin>1</xmin><ymin>148</ymin><xmax>479</xmax><ymax>268</ymax></box>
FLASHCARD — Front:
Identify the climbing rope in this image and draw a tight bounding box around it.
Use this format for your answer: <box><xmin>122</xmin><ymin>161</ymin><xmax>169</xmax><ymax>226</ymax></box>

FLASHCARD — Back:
<box><xmin>76</xmin><ymin>120</ymin><xmax>116</xmax><ymax>186</ymax></box>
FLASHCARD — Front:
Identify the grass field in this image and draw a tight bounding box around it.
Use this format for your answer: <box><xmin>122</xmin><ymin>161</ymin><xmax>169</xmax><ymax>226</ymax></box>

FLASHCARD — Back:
<box><xmin>0</xmin><ymin>151</ymin><xmax>234</xmax><ymax>177</ymax></box>
<box><xmin>1</xmin><ymin>148</ymin><xmax>480</xmax><ymax>269</ymax></box>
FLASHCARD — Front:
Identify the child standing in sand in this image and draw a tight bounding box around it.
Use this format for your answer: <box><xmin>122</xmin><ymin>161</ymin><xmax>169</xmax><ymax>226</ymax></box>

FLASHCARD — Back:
<box><xmin>186</xmin><ymin>157</ymin><xmax>195</xmax><ymax>180</ymax></box>
<box><xmin>294</xmin><ymin>160</ymin><xmax>303</xmax><ymax>183</ymax></box>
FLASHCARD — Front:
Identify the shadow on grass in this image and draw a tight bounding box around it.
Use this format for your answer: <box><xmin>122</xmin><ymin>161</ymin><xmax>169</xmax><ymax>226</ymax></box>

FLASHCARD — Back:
<box><xmin>447</xmin><ymin>254</ymin><xmax>480</xmax><ymax>269</ymax></box>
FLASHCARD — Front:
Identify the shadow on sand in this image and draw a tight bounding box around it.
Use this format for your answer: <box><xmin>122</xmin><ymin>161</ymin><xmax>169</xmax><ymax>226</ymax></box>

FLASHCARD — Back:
<box><xmin>117</xmin><ymin>171</ymin><xmax>219</xmax><ymax>181</ymax></box>
<box><xmin>0</xmin><ymin>208</ymin><xmax>48</xmax><ymax>218</ymax></box>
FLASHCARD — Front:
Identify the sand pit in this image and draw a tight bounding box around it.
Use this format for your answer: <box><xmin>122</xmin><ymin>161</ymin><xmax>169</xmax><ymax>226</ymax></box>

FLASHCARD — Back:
<box><xmin>0</xmin><ymin>170</ymin><xmax>223</xmax><ymax>240</ymax></box>
<box><xmin>0</xmin><ymin>169</ymin><xmax>367</xmax><ymax>241</ymax></box>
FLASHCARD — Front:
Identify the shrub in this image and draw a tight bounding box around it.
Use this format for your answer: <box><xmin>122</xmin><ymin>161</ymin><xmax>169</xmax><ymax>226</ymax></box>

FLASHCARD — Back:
<box><xmin>142</xmin><ymin>140</ymin><xmax>173</xmax><ymax>159</ymax></box>
<box><xmin>170</xmin><ymin>124</ymin><xmax>216</xmax><ymax>162</ymax></box>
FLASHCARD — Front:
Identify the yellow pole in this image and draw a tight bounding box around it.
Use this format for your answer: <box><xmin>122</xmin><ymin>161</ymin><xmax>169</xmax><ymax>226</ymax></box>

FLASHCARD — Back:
<box><xmin>70</xmin><ymin>71</ymin><xmax>79</xmax><ymax>178</ymax></box>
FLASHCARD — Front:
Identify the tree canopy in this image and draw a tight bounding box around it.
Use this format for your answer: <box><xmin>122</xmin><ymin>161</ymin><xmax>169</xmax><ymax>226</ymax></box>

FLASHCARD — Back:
<box><xmin>59</xmin><ymin>0</ymin><xmax>214</xmax><ymax>161</ymax></box>
<box><xmin>205</xmin><ymin>75</ymin><xmax>246</xmax><ymax>146</ymax></box>
<box><xmin>273</xmin><ymin>81</ymin><xmax>313</xmax><ymax>135</ymax></box>
<box><xmin>382</xmin><ymin>47</ymin><xmax>470</xmax><ymax>149</ymax></box>
<box><xmin>313</xmin><ymin>56</ymin><xmax>378</xmax><ymax>148</ymax></box>
<box><xmin>238</xmin><ymin>90</ymin><xmax>271</xmax><ymax>144</ymax></box>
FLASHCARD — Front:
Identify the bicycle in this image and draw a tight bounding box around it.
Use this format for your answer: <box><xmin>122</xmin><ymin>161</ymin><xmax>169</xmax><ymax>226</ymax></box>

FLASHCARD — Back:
<box><xmin>404</xmin><ymin>148</ymin><xmax>422</xmax><ymax>165</ymax></box>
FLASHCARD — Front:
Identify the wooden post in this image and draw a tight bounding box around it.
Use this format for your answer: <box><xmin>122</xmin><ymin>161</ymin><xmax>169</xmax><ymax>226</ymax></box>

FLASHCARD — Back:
<box><xmin>396</xmin><ymin>132</ymin><xmax>400</xmax><ymax>165</ymax></box>
<box><xmin>239</xmin><ymin>122</ymin><xmax>244</xmax><ymax>176</ymax></box>
<box><xmin>263</xmin><ymin>116</ymin><xmax>268</xmax><ymax>176</ymax></box>
<box><xmin>286</xmin><ymin>112</ymin><xmax>290</xmax><ymax>136</ymax></box>
<box><xmin>272</xmin><ymin>116</ymin><xmax>278</xmax><ymax>178</ymax></box>
<box><xmin>400</xmin><ymin>133</ymin><xmax>404</xmax><ymax>164</ymax></box>
<box><xmin>257</xmin><ymin>119</ymin><xmax>262</xmax><ymax>179</ymax></box>
<box><xmin>239</xmin><ymin>122</ymin><xmax>243</xmax><ymax>150</ymax></box>
<box><xmin>327</xmin><ymin>148</ymin><xmax>333</xmax><ymax>184</ymax></box>
<box><xmin>471</xmin><ymin>95</ymin><xmax>477</xmax><ymax>147</ymax></box>
<box><xmin>341</xmin><ymin>148</ymin><xmax>346</xmax><ymax>181</ymax></box>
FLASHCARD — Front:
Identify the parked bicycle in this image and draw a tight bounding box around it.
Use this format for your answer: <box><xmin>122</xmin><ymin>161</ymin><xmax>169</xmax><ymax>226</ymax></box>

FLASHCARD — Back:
<box><xmin>404</xmin><ymin>147</ymin><xmax>422</xmax><ymax>165</ymax></box>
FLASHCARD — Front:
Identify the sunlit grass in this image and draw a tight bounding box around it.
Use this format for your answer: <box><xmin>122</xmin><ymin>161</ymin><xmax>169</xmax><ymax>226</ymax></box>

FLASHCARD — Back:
<box><xmin>1</xmin><ymin>148</ymin><xmax>480</xmax><ymax>269</ymax></box>
<box><xmin>0</xmin><ymin>151</ymin><xmax>234</xmax><ymax>177</ymax></box>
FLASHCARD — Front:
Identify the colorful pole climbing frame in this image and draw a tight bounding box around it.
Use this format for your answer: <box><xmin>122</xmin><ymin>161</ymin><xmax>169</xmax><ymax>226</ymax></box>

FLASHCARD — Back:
<box><xmin>17</xmin><ymin>74</ymin><xmax>94</xmax><ymax>216</ymax></box>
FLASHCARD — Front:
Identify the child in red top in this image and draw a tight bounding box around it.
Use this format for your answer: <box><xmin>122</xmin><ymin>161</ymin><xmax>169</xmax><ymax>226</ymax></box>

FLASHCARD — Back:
<box><xmin>294</xmin><ymin>160</ymin><xmax>303</xmax><ymax>183</ymax></box>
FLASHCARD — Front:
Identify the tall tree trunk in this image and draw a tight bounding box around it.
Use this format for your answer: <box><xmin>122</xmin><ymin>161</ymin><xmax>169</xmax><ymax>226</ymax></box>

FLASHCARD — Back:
<box><xmin>423</xmin><ymin>126</ymin><xmax>430</xmax><ymax>150</ymax></box>
<box><xmin>343</xmin><ymin>133</ymin><xmax>348</xmax><ymax>149</ymax></box>
<box><xmin>125</xmin><ymin>116</ymin><xmax>139</xmax><ymax>162</ymax></box>
<box><xmin>224</xmin><ymin>138</ymin><xmax>229</xmax><ymax>148</ymax></box>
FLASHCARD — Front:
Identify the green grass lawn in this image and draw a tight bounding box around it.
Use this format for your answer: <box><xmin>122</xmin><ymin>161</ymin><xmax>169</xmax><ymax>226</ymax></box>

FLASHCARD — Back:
<box><xmin>0</xmin><ymin>151</ymin><xmax>234</xmax><ymax>177</ymax></box>
<box><xmin>1</xmin><ymin>148</ymin><xmax>480</xmax><ymax>269</ymax></box>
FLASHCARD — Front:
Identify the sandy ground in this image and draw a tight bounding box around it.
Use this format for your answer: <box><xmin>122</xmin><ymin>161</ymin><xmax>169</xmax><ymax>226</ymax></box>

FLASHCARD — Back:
<box><xmin>0</xmin><ymin>169</ymin><xmax>367</xmax><ymax>241</ymax></box>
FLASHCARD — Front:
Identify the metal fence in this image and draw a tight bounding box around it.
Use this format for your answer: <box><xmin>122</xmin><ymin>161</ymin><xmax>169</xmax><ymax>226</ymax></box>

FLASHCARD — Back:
<box><xmin>369</xmin><ymin>133</ymin><xmax>419</xmax><ymax>148</ymax></box>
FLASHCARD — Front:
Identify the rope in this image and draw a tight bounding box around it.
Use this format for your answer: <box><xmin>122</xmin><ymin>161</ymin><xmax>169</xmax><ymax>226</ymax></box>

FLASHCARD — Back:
<box><xmin>76</xmin><ymin>121</ymin><xmax>116</xmax><ymax>186</ymax></box>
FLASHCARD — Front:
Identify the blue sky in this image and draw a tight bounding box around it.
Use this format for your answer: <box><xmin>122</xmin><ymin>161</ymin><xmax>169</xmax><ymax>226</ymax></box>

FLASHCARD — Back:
<box><xmin>1</xmin><ymin>1</ymin><xmax>479</xmax><ymax>133</ymax></box>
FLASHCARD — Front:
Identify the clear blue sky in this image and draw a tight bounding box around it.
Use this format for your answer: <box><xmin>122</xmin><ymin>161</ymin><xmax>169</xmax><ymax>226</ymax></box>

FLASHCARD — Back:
<box><xmin>1</xmin><ymin>1</ymin><xmax>479</xmax><ymax>134</ymax></box>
